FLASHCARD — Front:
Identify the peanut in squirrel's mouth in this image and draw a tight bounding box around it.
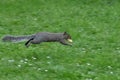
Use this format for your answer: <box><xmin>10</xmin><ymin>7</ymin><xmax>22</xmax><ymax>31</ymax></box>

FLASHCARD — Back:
<box><xmin>67</xmin><ymin>39</ymin><xmax>73</xmax><ymax>42</ymax></box>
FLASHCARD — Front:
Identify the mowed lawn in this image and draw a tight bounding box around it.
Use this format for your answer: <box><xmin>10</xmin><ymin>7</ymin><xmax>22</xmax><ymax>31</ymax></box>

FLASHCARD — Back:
<box><xmin>0</xmin><ymin>0</ymin><xmax>120</xmax><ymax>80</ymax></box>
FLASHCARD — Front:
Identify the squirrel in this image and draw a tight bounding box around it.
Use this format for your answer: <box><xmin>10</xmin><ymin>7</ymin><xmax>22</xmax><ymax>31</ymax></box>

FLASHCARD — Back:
<box><xmin>2</xmin><ymin>32</ymin><xmax>73</xmax><ymax>47</ymax></box>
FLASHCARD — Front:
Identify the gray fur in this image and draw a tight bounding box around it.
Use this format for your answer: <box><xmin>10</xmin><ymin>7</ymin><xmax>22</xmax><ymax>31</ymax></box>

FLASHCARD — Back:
<box><xmin>2</xmin><ymin>32</ymin><xmax>72</xmax><ymax>47</ymax></box>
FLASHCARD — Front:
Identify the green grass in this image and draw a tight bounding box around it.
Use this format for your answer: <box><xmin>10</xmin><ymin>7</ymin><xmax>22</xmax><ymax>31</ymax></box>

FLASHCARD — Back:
<box><xmin>0</xmin><ymin>0</ymin><xmax>120</xmax><ymax>80</ymax></box>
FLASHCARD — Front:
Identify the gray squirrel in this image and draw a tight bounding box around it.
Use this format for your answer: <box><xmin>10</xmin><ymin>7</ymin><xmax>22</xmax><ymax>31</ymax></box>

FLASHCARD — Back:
<box><xmin>2</xmin><ymin>32</ymin><xmax>73</xmax><ymax>47</ymax></box>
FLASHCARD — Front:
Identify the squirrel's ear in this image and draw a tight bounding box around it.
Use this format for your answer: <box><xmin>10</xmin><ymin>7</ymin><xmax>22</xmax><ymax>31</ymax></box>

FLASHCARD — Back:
<box><xmin>63</xmin><ymin>32</ymin><xmax>67</xmax><ymax>35</ymax></box>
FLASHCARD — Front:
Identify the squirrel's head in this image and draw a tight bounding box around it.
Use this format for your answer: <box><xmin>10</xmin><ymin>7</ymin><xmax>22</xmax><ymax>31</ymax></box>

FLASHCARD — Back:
<box><xmin>63</xmin><ymin>32</ymin><xmax>73</xmax><ymax>43</ymax></box>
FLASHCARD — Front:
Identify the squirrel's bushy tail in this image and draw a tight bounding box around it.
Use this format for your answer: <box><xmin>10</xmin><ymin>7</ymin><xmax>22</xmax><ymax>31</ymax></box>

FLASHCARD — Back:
<box><xmin>2</xmin><ymin>35</ymin><xmax>34</xmax><ymax>42</ymax></box>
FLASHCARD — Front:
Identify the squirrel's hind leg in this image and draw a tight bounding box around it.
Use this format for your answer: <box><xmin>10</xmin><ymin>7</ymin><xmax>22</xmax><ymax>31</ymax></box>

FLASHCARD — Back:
<box><xmin>25</xmin><ymin>38</ymin><xmax>34</xmax><ymax>47</ymax></box>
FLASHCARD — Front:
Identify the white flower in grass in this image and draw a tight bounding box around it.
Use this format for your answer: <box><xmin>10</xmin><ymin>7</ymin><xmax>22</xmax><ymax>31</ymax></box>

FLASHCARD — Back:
<box><xmin>110</xmin><ymin>71</ymin><xmax>113</xmax><ymax>74</ymax></box>
<box><xmin>24</xmin><ymin>58</ymin><xmax>28</xmax><ymax>61</ymax></box>
<box><xmin>34</xmin><ymin>18</ymin><xmax>37</xmax><ymax>21</ymax></box>
<box><xmin>28</xmin><ymin>64</ymin><xmax>33</xmax><ymax>66</ymax></box>
<box><xmin>82</xmin><ymin>48</ymin><xmax>86</xmax><ymax>53</ymax></box>
<box><xmin>46</xmin><ymin>56</ymin><xmax>51</xmax><ymax>59</ymax></box>
<box><xmin>37</xmin><ymin>68</ymin><xmax>41</xmax><ymax>71</ymax></box>
<box><xmin>86</xmin><ymin>78</ymin><xmax>92</xmax><ymax>80</ymax></box>
<box><xmin>107</xmin><ymin>66</ymin><xmax>112</xmax><ymax>69</ymax></box>
<box><xmin>88</xmin><ymin>71</ymin><xmax>95</xmax><ymax>75</ymax></box>
<box><xmin>20</xmin><ymin>60</ymin><xmax>24</xmax><ymax>63</ymax></box>
<box><xmin>1</xmin><ymin>58</ymin><xmax>5</xmax><ymax>61</ymax></box>
<box><xmin>33</xmin><ymin>67</ymin><xmax>37</xmax><ymax>70</ymax></box>
<box><xmin>47</xmin><ymin>61</ymin><xmax>51</xmax><ymax>64</ymax></box>
<box><xmin>32</xmin><ymin>57</ymin><xmax>37</xmax><ymax>60</ymax></box>
<box><xmin>116</xmin><ymin>47</ymin><xmax>119</xmax><ymax>50</ymax></box>
<box><xmin>45</xmin><ymin>69</ymin><xmax>48</xmax><ymax>72</ymax></box>
<box><xmin>18</xmin><ymin>65</ymin><xmax>21</xmax><ymax>68</ymax></box>
<box><xmin>24</xmin><ymin>61</ymin><xmax>27</xmax><ymax>64</ymax></box>
<box><xmin>118</xmin><ymin>51</ymin><xmax>120</xmax><ymax>53</ymax></box>
<box><xmin>8</xmin><ymin>59</ymin><xmax>15</xmax><ymax>63</ymax></box>
<box><xmin>87</xmin><ymin>63</ymin><xmax>91</xmax><ymax>66</ymax></box>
